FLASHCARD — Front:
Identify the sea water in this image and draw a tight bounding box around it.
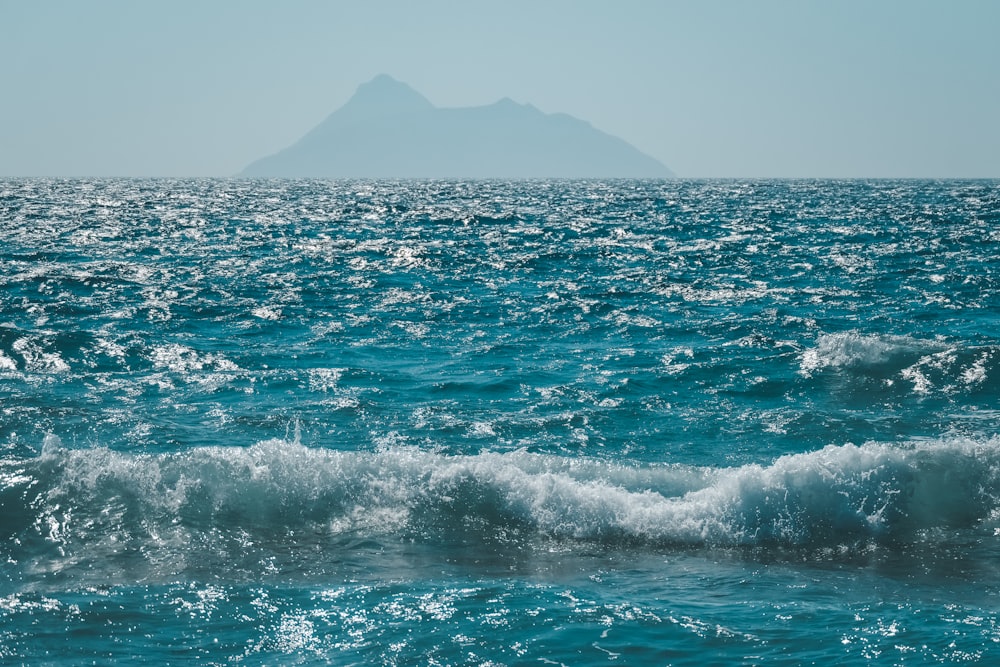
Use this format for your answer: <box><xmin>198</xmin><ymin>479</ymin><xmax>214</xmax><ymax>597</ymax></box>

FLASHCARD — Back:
<box><xmin>1</xmin><ymin>178</ymin><xmax>999</xmax><ymax>665</ymax></box>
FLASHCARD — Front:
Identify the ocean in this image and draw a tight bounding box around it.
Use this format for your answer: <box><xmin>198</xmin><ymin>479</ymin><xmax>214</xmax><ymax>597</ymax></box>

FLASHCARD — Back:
<box><xmin>1</xmin><ymin>178</ymin><xmax>999</xmax><ymax>665</ymax></box>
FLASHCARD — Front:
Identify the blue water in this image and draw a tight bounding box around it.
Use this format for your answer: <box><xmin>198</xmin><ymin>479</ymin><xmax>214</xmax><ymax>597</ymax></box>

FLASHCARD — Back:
<box><xmin>2</xmin><ymin>178</ymin><xmax>999</xmax><ymax>665</ymax></box>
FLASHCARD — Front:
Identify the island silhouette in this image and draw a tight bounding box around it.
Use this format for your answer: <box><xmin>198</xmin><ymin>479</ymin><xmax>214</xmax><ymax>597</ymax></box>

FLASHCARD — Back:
<box><xmin>242</xmin><ymin>75</ymin><xmax>673</xmax><ymax>178</ymax></box>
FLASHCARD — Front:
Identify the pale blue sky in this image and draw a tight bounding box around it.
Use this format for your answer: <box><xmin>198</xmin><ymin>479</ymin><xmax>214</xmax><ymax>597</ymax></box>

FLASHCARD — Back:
<box><xmin>2</xmin><ymin>0</ymin><xmax>998</xmax><ymax>177</ymax></box>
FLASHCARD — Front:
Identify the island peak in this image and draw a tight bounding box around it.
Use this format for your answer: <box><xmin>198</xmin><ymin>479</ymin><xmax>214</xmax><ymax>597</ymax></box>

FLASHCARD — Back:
<box><xmin>243</xmin><ymin>77</ymin><xmax>673</xmax><ymax>178</ymax></box>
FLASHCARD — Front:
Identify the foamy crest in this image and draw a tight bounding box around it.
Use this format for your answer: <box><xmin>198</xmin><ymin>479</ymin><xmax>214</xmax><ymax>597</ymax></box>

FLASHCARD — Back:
<box><xmin>0</xmin><ymin>350</ymin><xmax>17</xmax><ymax>371</ymax></box>
<box><xmin>5</xmin><ymin>435</ymin><xmax>998</xmax><ymax>584</ymax></box>
<box><xmin>799</xmin><ymin>332</ymin><xmax>931</xmax><ymax>376</ymax></box>
<box><xmin>11</xmin><ymin>337</ymin><xmax>70</xmax><ymax>374</ymax></box>
<box><xmin>800</xmin><ymin>333</ymin><xmax>1000</xmax><ymax>398</ymax></box>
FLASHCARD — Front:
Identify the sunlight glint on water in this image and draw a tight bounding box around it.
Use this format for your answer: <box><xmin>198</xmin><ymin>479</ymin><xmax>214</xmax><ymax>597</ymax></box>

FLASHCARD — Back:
<box><xmin>1</xmin><ymin>178</ymin><xmax>999</xmax><ymax>664</ymax></box>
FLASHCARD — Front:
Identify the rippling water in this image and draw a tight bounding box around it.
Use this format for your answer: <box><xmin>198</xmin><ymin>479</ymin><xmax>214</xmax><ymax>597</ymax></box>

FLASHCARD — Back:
<box><xmin>2</xmin><ymin>179</ymin><xmax>999</xmax><ymax>664</ymax></box>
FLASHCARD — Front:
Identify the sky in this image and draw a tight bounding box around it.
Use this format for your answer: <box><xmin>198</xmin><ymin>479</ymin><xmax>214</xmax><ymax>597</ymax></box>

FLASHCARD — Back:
<box><xmin>2</xmin><ymin>0</ymin><xmax>998</xmax><ymax>178</ymax></box>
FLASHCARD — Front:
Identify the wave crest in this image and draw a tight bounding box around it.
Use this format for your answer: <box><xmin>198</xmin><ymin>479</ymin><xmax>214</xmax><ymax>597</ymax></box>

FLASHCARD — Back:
<box><xmin>4</xmin><ymin>436</ymin><xmax>998</xmax><ymax>580</ymax></box>
<box><xmin>799</xmin><ymin>332</ymin><xmax>999</xmax><ymax>397</ymax></box>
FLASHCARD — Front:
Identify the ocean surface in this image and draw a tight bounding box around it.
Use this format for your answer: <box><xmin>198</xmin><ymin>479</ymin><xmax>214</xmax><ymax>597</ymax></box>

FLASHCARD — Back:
<box><xmin>1</xmin><ymin>178</ymin><xmax>999</xmax><ymax>665</ymax></box>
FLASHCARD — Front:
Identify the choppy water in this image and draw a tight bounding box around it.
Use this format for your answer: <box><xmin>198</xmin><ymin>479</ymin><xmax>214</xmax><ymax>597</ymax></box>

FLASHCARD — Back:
<box><xmin>1</xmin><ymin>178</ymin><xmax>999</xmax><ymax>665</ymax></box>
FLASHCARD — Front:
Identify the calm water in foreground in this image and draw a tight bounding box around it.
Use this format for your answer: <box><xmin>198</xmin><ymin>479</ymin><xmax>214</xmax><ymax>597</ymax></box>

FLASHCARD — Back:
<box><xmin>2</xmin><ymin>179</ymin><xmax>999</xmax><ymax>665</ymax></box>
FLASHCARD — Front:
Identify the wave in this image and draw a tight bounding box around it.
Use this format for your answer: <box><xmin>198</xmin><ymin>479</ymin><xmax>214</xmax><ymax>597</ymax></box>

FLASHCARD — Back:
<box><xmin>799</xmin><ymin>332</ymin><xmax>999</xmax><ymax>397</ymax></box>
<box><xmin>799</xmin><ymin>332</ymin><xmax>935</xmax><ymax>375</ymax></box>
<box><xmin>3</xmin><ymin>435</ymin><xmax>999</xmax><ymax>583</ymax></box>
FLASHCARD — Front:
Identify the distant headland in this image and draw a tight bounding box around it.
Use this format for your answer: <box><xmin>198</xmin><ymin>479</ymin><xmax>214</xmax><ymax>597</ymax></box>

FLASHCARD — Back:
<box><xmin>242</xmin><ymin>75</ymin><xmax>673</xmax><ymax>178</ymax></box>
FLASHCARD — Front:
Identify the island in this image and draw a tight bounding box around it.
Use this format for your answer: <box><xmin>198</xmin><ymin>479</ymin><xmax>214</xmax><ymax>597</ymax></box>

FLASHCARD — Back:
<box><xmin>242</xmin><ymin>75</ymin><xmax>673</xmax><ymax>178</ymax></box>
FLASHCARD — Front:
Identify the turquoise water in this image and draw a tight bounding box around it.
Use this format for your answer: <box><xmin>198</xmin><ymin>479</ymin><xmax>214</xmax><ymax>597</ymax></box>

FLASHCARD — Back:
<box><xmin>2</xmin><ymin>179</ymin><xmax>999</xmax><ymax>664</ymax></box>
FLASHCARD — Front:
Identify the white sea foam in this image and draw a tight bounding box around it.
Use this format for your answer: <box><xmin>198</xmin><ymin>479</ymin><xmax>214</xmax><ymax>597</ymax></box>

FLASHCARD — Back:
<box><xmin>0</xmin><ymin>350</ymin><xmax>18</xmax><ymax>371</ymax></box>
<box><xmin>799</xmin><ymin>332</ymin><xmax>935</xmax><ymax>377</ymax></box>
<box><xmin>800</xmin><ymin>333</ymin><xmax>998</xmax><ymax>396</ymax></box>
<box><xmin>149</xmin><ymin>343</ymin><xmax>239</xmax><ymax>374</ymax></box>
<box><xmin>252</xmin><ymin>305</ymin><xmax>282</xmax><ymax>321</ymax></box>
<box><xmin>11</xmin><ymin>337</ymin><xmax>70</xmax><ymax>374</ymax></box>
<box><xmin>9</xmin><ymin>434</ymin><xmax>996</xmax><ymax>579</ymax></box>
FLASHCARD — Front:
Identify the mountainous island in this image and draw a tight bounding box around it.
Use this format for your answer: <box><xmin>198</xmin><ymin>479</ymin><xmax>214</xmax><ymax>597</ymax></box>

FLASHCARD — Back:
<box><xmin>242</xmin><ymin>75</ymin><xmax>673</xmax><ymax>178</ymax></box>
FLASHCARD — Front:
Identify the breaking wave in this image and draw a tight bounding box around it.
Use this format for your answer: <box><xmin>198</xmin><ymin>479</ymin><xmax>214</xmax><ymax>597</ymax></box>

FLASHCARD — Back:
<box><xmin>4</xmin><ymin>434</ymin><xmax>998</xmax><ymax>584</ymax></box>
<box><xmin>800</xmin><ymin>331</ymin><xmax>999</xmax><ymax>396</ymax></box>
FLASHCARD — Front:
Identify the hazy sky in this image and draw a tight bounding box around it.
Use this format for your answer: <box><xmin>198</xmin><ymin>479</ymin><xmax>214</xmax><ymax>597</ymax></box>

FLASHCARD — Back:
<box><xmin>2</xmin><ymin>0</ymin><xmax>998</xmax><ymax>178</ymax></box>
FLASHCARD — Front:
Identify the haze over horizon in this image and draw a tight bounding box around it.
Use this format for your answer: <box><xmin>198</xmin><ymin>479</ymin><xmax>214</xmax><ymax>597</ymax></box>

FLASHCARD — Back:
<box><xmin>241</xmin><ymin>74</ymin><xmax>674</xmax><ymax>178</ymax></box>
<box><xmin>2</xmin><ymin>0</ymin><xmax>998</xmax><ymax>179</ymax></box>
